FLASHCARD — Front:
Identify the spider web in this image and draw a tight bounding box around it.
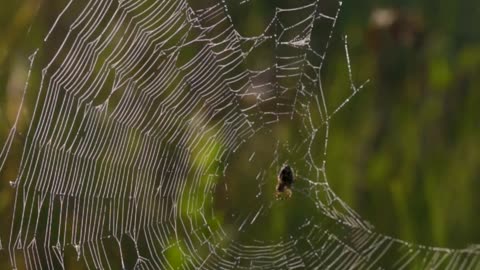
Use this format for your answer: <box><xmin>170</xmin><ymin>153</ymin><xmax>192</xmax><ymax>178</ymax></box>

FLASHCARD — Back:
<box><xmin>0</xmin><ymin>0</ymin><xmax>479</xmax><ymax>269</ymax></box>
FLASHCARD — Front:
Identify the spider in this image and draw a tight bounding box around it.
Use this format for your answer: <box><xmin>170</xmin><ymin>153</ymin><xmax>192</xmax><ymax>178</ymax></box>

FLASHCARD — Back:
<box><xmin>275</xmin><ymin>164</ymin><xmax>294</xmax><ymax>199</ymax></box>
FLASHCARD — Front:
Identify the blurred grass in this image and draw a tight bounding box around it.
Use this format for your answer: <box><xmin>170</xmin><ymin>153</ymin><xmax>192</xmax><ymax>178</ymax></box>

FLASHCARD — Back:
<box><xmin>326</xmin><ymin>0</ymin><xmax>480</xmax><ymax>248</ymax></box>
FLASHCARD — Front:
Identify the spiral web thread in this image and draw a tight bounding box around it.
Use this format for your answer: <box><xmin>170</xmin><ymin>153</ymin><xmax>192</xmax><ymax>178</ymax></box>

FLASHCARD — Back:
<box><xmin>0</xmin><ymin>0</ymin><xmax>479</xmax><ymax>269</ymax></box>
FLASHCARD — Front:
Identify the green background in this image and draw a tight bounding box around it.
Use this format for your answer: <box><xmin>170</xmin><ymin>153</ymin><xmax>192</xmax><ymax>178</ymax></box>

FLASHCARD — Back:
<box><xmin>0</xmin><ymin>0</ymin><xmax>479</xmax><ymax>267</ymax></box>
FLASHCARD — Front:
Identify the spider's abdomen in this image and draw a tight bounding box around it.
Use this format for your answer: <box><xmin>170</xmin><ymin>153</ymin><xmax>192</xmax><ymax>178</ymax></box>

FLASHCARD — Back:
<box><xmin>278</xmin><ymin>165</ymin><xmax>294</xmax><ymax>186</ymax></box>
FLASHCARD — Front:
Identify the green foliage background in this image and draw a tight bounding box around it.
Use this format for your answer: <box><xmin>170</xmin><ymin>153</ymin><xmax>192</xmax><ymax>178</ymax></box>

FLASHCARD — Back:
<box><xmin>0</xmin><ymin>0</ymin><xmax>479</xmax><ymax>267</ymax></box>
